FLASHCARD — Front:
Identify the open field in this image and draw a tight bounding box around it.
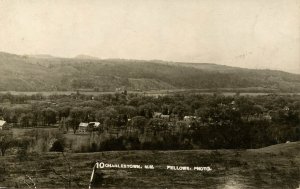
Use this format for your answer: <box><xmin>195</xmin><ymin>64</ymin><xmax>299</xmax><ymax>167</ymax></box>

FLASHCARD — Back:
<box><xmin>0</xmin><ymin>142</ymin><xmax>299</xmax><ymax>188</ymax></box>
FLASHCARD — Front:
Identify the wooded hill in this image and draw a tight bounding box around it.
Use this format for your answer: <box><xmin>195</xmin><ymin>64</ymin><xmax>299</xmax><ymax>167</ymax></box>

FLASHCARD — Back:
<box><xmin>0</xmin><ymin>51</ymin><xmax>299</xmax><ymax>92</ymax></box>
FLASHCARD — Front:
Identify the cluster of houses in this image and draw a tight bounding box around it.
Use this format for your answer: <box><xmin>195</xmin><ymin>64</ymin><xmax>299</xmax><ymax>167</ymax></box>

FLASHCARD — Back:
<box><xmin>76</xmin><ymin>114</ymin><xmax>200</xmax><ymax>134</ymax></box>
<box><xmin>153</xmin><ymin>112</ymin><xmax>197</xmax><ymax>122</ymax></box>
<box><xmin>78</xmin><ymin>122</ymin><xmax>101</xmax><ymax>133</ymax></box>
<box><xmin>241</xmin><ymin>113</ymin><xmax>272</xmax><ymax>122</ymax></box>
<box><xmin>76</xmin><ymin>108</ymin><xmax>274</xmax><ymax>134</ymax></box>
<box><xmin>1</xmin><ymin>100</ymin><xmax>281</xmax><ymax>134</ymax></box>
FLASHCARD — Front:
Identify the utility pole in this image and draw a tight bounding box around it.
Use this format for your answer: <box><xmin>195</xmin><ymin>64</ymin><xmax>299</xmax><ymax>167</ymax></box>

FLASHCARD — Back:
<box><xmin>88</xmin><ymin>161</ymin><xmax>99</xmax><ymax>189</ymax></box>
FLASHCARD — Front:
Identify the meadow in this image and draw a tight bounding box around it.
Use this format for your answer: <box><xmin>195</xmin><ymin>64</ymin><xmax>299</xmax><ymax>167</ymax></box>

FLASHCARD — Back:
<box><xmin>0</xmin><ymin>142</ymin><xmax>299</xmax><ymax>188</ymax></box>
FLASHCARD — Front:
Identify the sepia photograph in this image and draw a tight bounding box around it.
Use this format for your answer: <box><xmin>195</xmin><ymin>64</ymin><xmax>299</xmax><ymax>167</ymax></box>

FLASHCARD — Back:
<box><xmin>0</xmin><ymin>0</ymin><xmax>299</xmax><ymax>188</ymax></box>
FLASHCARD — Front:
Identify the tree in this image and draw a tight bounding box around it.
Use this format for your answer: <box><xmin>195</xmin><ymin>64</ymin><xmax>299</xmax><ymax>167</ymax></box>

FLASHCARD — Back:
<box><xmin>20</xmin><ymin>113</ymin><xmax>30</xmax><ymax>127</ymax></box>
<box><xmin>115</xmin><ymin>105</ymin><xmax>137</xmax><ymax>118</ymax></box>
<box><xmin>58</xmin><ymin>106</ymin><xmax>71</xmax><ymax>119</ymax></box>
<box><xmin>138</xmin><ymin>103</ymin><xmax>157</xmax><ymax>118</ymax></box>
<box><xmin>147</xmin><ymin>118</ymin><xmax>168</xmax><ymax>136</ymax></box>
<box><xmin>66</xmin><ymin>117</ymin><xmax>80</xmax><ymax>134</ymax></box>
<box><xmin>0</xmin><ymin>131</ymin><xmax>16</xmax><ymax>156</ymax></box>
<box><xmin>42</xmin><ymin>108</ymin><xmax>57</xmax><ymax>125</ymax></box>
<box><xmin>237</xmin><ymin>97</ymin><xmax>255</xmax><ymax>120</ymax></box>
<box><xmin>131</xmin><ymin>116</ymin><xmax>147</xmax><ymax>134</ymax></box>
<box><xmin>50</xmin><ymin>140</ymin><xmax>65</xmax><ymax>152</ymax></box>
<box><xmin>103</xmin><ymin>107</ymin><xmax>118</xmax><ymax>119</ymax></box>
<box><xmin>172</xmin><ymin>104</ymin><xmax>189</xmax><ymax>120</ymax></box>
<box><xmin>16</xmin><ymin>137</ymin><xmax>32</xmax><ymax>161</ymax></box>
<box><xmin>95</xmin><ymin>110</ymin><xmax>105</xmax><ymax>123</ymax></box>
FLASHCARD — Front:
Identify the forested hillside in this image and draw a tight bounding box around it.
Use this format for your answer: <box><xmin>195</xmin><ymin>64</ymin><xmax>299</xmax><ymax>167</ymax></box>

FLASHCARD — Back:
<box><xmin>0</xmin><ymin>52</ymin><xmax>300</xmax><ymax>92</ymax></box>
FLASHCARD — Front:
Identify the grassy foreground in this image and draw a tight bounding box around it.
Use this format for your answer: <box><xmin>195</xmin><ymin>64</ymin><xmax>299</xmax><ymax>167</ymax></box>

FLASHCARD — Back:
<box><xmin>0</xmin><ymin>142</ymin><xmax>299</xmax><ymax>189</ymax></box>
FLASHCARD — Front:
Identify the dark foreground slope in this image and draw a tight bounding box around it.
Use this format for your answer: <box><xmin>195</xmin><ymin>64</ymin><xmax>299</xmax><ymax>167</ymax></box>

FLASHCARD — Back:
<box><xmin>0</xmin><ymin>142</ymin><xmax>299</xmax><ymax>188</ymax></box>
<box><xmin>0</xmin><ymin>52</ymin><xmax>300</xmax><ymax>92</ymax></box>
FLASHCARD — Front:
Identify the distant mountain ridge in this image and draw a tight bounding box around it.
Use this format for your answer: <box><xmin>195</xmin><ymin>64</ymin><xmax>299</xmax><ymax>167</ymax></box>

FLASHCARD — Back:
<box><xmin>74</xmin><ymin>54</ymin><xmax>100</xmax><ymax>60</ymax></box>
<box><xmin>0</xmin><ymin>51</ymin><xmax>299</xmax><ymax>92</ymax></box>
<box><xmin>26</xmin><ymin>54</ymin><xmax>57</xmax><ymax>59</ymax></box>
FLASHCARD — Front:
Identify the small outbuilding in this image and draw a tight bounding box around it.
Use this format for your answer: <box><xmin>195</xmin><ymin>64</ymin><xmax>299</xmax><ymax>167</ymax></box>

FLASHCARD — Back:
<box><xmin>88</xmin><ymin>122</ymin><xmax>101</xmax><ymax>130</ymax></box>
<box><xmin>0</xmin><ymin>120</ymin><xmax>8</xmax><ymax>130</ymax></box>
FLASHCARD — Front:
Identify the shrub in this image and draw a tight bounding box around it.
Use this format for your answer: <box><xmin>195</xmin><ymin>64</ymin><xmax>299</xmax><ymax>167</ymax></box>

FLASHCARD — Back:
<box><xmin>50</xmin><ymin>140</ymin><xmax>64</xmax><ymax>152</ymax></box>
<box><xmin>99</xmin><ymin>137</ymin><xmax>126</xmax><ymax>151</ymax></box>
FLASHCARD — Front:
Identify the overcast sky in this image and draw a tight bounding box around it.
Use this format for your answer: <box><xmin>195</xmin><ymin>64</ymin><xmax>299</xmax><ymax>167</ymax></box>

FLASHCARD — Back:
<box><xmin>0</xmin><ymin>0</ymin><xmax>299</xmax><ymax>73</ymax></box>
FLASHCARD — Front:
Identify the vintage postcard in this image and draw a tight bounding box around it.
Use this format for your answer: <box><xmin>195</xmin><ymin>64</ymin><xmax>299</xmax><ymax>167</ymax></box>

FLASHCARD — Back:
<box><xmin>0</xmin><ymin>0</ymin><xmax>299</xmax><ymax>188</ymax></box>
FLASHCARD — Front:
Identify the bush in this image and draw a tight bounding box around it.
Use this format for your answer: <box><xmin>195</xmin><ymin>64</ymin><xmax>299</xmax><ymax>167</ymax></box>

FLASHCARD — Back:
<box><xmin>141</xmin><ymin>140</ymin><xmax>164</xmax><ymax>150</ymax></box>
<box><xmin>90</xmin><ymin>142</ymin><xmax>98</xmax><ymax>152</ymax></box>
<box><xmin>50</xmin><ymin>140</ymin><xmax>64</xmax><ymax>152</ymax></box>
<box><xmin>124</xmin><ymin>136</ymin><xmax>140</xmax><ymax>150</ymax></box>
<box><xmin>17</xmin><ymin>147</ymin><xmax>29</xmax><ymax>161</ymax></box>
<box><xmin>99</xmin><ymin>137</ymin><xmax>126</xmax><ymax>151</ymax></box>
<box><xmin>0</xmin><ymin>163</ymin><xmax>6</xmax><ymax>182</ymax></box>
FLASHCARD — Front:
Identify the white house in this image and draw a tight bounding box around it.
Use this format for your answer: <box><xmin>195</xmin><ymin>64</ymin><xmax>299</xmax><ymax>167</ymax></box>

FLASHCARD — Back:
<box><xmin>88</xmin><ymin>122</ymin><xmax>101</xmax><ymax>129</ymax></box>
<box><xmin>78</xmin><ymin>122</ymin><xmax>89</xmax><ymax>133</ymax></box>
<box><xmin>153</xmin><ymin>112</ymin><xmax>162</xmax><ymax>118</ymax></box>
<box><xmin>92</xmin><ymin>122</ymin><xmax>101</xmax><ymax>127</ymax></box>
<box><xmin>0</xmin><ymin>120</ymin><xmax>7</xmax><ymax>130</ymax></box>
<box><xmin>161</xmin><ymin>115</ymin><xmax>170</xmax><ymax>121</ymax></box>
<box><xmin>78</xmin><ymin>122</ymin><xmax>101</xmax><ymax>133</ymax></box>
<box><xmin>183</xmin><ymin>116</ymin><xmax>197</xmax><ymax>122</ymax></box>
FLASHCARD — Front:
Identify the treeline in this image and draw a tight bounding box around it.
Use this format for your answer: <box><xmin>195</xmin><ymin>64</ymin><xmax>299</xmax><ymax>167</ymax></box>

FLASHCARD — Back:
<box><xmin>0</xmin><ymin>92</ymin><xmax>300</xmax><ymax>150</ymax></box>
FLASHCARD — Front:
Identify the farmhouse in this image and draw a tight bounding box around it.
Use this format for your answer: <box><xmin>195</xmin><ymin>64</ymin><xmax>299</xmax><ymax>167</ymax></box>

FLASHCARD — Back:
<box><xmin>153</xmin><ymin>112</ymin><xmax>162</xmax><ymax>118</ymax></box>
<box><xmin>78</xmin><ymin>122</ymin><xmax>89</xmax><ymax>133</ymax></box>
<box><xmin>0</xmin><ymin>120</ymin><xmax>8</xmax><ymax>130</ymax></box>
<box><xmin>161</xmin><ymin>115</ymin><xmax>170</xmax><ymax>121</ymax></box>
<box><xmin>78</xmin><ymin>122</ymin><xmax>101</xmax><ymax>133</ymax></box>
<box><xmin>183</xmin><ymin>116</ymin><xmax>197</xmax><ymax>122</ymax></box>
